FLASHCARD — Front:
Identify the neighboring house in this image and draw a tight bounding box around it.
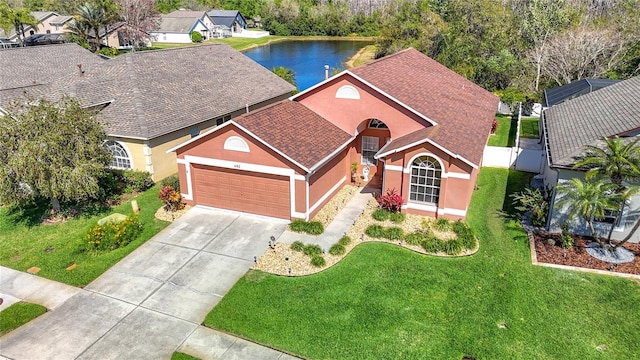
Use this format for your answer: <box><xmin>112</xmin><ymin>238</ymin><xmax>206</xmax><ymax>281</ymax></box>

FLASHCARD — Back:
<box><xmin>0</xmin><ymin>11</ymin><xmax>73</xmax><ymax>41</ymax></box>
<box><xmin>541</xmin><ymin>76</ymin><xmax>640</xmax><ymax>242</ymax></box>
<box><xmin>0</xmin><ymin>43</ymin><xmax>295</xmax><ymax>181</ymax></box>
<box><xmin>169</xmin><ymin>48</ymin><xmax>499</xmax><ymax>221</ymax></box>
<box><xmin>207</xmin><ymin>10</ymin><xmax>246</xmax><ymax>37</ymax></box>
<box><xmin>543</xmin><ymin>78</ymin><xmax>621</xmax><ymax>108</ymax></box>
<box><xmin>100</xmin><ymin>23</ymin><xmax>152</xmax><ymax>49</ymax></box>
<box><xmin>151</xmin><ymin>10</ymin><xmax>216</xmax><ymax>43</ymax></box>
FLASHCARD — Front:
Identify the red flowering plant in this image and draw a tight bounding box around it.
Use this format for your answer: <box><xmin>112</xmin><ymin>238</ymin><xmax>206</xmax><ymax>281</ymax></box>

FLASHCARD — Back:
<box><xmin>377</xmin><ymin>188</ymin><xmax>403</xmax><ymax>213</ymax></box>
<box><xmin>491</xmin><ymin>118</ymin><xmax>498</xmax><ymax>134</ymax></box>
<box><xmin>159</xmin><ymin>186</ymin><xmax>185</xmax><ymax>212</ymax></box>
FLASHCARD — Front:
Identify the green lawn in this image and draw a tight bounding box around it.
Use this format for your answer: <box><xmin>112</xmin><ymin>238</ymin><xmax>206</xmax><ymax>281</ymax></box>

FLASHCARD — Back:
<box><xmin>204</xmin><ymin>168</ymin><xmax>640</xmax><ymax>359</ymax></box>
<box><xmin>520</xmin><ymin>117</ymin><xmax>540</xmax><ymax>139</ymax></box>
<box><xmin>0</xmin><ymin>185</ymin><xmax>169</xmax><ymax>287</ymax></box>
<box><xmin>171</xmin><ymin>352</ymin><xmax>201</xmax><ymax>360</ymax></box>
<box><xmin>487</xmin><ymin>114</ymin><xmax>516</xmax><ymax>147</ymax></box>
<box><xmin>0</xmin><ymin>302</ymin><xmax>47</xmax><ymax>336</ymax></box>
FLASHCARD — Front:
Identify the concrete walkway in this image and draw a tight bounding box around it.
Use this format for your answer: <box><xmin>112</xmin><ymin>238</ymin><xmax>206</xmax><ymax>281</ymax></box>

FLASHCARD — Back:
<box><xmin>0</xmin><ymin>207</ymin><xmax>299</xmax><ymax>360</ymax></box>
<box><xmin>277</xmin><ymin>188</ymin><xmax>375</xmax><ymax>251</ymax></box>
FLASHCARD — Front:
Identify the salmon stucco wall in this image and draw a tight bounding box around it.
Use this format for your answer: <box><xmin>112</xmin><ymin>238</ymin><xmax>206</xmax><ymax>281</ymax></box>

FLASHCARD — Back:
<box><xmin>296</xmin><ymin>75</ymin><xmax>432</xmax><ymax>140</ymax></box>
<box><xmin>308</xmin><ymin>148</ymin><xmax>349</xmax><ymax>219</ymax></box>
<box><xmin>382</xmin><ymin>143</ymin><xmax>476</xmax><ymax>220</ymax></box>
<box><xmin>175</xmin><ymin>124</ymin><xmax>305</xmax><ymax>174</ymax></box>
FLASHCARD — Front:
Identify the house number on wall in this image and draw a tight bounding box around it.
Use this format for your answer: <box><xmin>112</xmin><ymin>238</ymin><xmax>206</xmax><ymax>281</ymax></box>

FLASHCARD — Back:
<box><xmin>234</xmin><ymin>164</ymin><xmax>241</xmax><ymax>169</ymax></box>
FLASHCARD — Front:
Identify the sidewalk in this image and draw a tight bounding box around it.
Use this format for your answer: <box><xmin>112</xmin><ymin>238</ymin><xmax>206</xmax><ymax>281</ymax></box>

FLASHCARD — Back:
<box><xmin>278</xmin><ymin>188</ymin><xmax>375</xmax><ymax>251</ymax></box>
<box><xmin>0</xmin><ymin>266</ymin><xmax>81</xmax><ymax>311</ymax></box>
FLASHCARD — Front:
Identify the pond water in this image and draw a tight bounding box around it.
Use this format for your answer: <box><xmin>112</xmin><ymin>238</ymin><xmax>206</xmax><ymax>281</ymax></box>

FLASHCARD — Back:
<box><xmin>243</xmin><ymin>40</ymin><xmax>370</xmax><ymax>91</ymax></box>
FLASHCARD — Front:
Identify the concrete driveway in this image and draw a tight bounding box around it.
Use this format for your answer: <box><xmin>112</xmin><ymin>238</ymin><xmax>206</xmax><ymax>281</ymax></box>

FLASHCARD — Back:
<box><xmin>0</xmin><ymin>207</ymin><xmax>290</xmax><ymax>360</ymax></box>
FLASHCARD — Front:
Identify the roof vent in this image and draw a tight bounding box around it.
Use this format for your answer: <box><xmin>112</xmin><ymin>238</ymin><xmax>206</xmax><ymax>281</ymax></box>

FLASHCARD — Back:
<box><xmin>77</xmin><ymin>63</ymin><xmax>84</xmax><ymax>77</ymax></box>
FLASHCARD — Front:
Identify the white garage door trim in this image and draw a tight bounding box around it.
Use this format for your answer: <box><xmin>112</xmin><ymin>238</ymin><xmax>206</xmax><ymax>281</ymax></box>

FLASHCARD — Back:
<box><xmin>179</xmin><ymin>155</ymin><xmax>306</xmax><ymax>218</ymax></box>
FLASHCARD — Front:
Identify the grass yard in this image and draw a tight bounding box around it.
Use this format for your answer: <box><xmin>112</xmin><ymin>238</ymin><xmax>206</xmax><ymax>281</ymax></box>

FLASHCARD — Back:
<box><xmin>520</xmin><ymin>117</ymin><xmax>540</xmax><ymax>139</ymax></box>
<box><xmin>171</xmin><ymin>352</ymin><xmax>201</xmax><ymax>360</ymax></box>
<box><xmin>204</xmin><ymin>168</ymin><xmax>640</xmax><ymax>359</ymax></box>
<box><xmin>0</xmin><ymin>185</ymin><xmax>169</xmax><ymax>287</ymax></box>
<box><xmin>487</xmin><ymin>114</ymin><xmax>516</xmax><ymax>147</ymax></box>
<box><xmin>0</xmin><ymin>302</ymin><xmax>47</xmax><ymax>336</ymax></box>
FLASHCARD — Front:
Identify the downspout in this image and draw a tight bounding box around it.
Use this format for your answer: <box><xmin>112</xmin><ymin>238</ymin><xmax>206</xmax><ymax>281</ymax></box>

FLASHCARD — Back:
<box><xmin>541</xmin><ymin>107</ymin><xmax>559</xmax><ymax>231</ymax></box>
<box><xmin>305</xmin><ymin>173</ymin><xmax>310</xmax><ymax>221</ymax></box>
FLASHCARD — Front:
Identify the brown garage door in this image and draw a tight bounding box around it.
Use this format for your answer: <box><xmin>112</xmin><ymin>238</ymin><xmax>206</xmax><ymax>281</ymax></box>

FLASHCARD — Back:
<box><xmin>192</xmin><ymin>164</ymin><xmax>291</xmax><ymax>219</ymax></box>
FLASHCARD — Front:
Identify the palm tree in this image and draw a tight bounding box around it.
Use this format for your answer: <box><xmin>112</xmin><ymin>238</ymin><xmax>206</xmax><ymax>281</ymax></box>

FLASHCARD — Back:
<box><xmin>76</xmin><ymin>1</ymin><xmax>117</xmax><ymax>51</ymax></box>
<box><xmin>556</xmin><ymin>178</ymin><xmax>617</xmax><ymax>247</ymax></box>
<box><xmin>574</xmin><ymin>136</ymin><xmax>640</xmax><ymax>244</ymax></box>
<box><xmin>0</xmin><ymin>5</ymin><xmax>40</xmax><ymax>47</ymax></box>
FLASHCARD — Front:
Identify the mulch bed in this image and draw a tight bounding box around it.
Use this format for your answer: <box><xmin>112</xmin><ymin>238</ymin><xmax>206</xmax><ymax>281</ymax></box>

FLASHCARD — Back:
<box><xmin>533</xmin><ymin>233</ymin><xmax>640</xmax><ymax>275</ymax></box>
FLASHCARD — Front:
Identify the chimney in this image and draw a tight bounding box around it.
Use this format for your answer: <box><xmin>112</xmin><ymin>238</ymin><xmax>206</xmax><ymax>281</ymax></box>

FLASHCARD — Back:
<box><xmin>77</xmin><ymin>63</ymin><xmax>84</xmax><ymax>77</ymax></box>
<box><xmin>324</xmin><ymin>65</ymin><xmax>329</xmax><ymax>80</ymax></box>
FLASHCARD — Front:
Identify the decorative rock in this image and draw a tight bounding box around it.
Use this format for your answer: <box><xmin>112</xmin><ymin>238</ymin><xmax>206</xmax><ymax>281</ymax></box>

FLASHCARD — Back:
<box><xmin>585</xmin><ymin>243</ymin><xmax>635</xmax><ymax>264</ymax></box>
<box><xmin>27</xmin><ymin>267</ymin><xmax>41</xmax><ymax>274</ymax></box>
<box><xmin>66</xmin><ymin>263</ymin><xmax>77</xmax><ymax>271</ymax></box>
<box><xmin>97</xmin><ymin>213</ymin><xmax>128</xmax><ymax>226</ymax></box>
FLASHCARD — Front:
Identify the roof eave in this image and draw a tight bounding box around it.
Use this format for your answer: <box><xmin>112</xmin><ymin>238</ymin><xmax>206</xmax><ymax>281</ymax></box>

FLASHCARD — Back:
<box><xmin>375</xmin><ymin>137</ymin><xmax>478</xmax><ymax>169</ymax></box>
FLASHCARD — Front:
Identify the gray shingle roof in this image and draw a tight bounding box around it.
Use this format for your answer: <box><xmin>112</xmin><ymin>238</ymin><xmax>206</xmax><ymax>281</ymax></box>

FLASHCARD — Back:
<box><xmin>155</xmin><ymin>17</ymin><xmax>200</xmax><ymax>33</ymax></box>
<box><xmin>59</xmin><ymin>44</ymin><xmax>294</xmax><ymax>139</ymax></box>
<box><xmin>543</xmin><ymin>78</ymin><xmax>620</xmax><ymax>107</ymax></box>
<box><xmin>0</xmin><ymin>43</ymin><xmax>107</xmax><ymax>91</ymax></box>
<box><xmin>544</xmin><ymin>76</ymin><xmax>640</xmax><ymax>167</ymax></box>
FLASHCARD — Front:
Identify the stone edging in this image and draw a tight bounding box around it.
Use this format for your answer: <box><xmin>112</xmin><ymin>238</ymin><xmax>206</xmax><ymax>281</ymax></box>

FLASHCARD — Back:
<box><xmin>525</xmin><ymin>225</ymin><xmax>640</xmax><ymax>281</ymax></box>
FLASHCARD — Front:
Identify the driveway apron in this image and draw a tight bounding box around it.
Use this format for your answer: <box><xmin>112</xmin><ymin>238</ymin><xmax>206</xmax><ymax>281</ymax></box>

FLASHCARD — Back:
<box><xmin>0</xmin><ymin>207</ymin><xmax>287</xmax><ymax>360</ymax></box>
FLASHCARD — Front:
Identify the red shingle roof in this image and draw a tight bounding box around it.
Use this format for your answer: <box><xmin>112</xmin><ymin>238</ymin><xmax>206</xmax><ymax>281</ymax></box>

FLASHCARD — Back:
<box><xmin>234</xmin><ymin>100</ymin><xmax>352</xmax><ymax>170</ymax></box>
<box><xmin>352</xmin><ymin>48</ymin><xmax>499</xmax><ymax>166</ymax></box>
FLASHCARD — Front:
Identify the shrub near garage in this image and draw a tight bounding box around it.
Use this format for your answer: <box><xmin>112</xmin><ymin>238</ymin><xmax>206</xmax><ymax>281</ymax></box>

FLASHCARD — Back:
<box><xmin>85</xmin><ymin>216</ymin><xmax>143</xmax><ymax>252</ymax></box>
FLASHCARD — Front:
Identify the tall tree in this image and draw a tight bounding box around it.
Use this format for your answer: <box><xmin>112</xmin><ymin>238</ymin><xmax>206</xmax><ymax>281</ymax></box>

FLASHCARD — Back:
<box><xmin>521</xmin><ymin>0</ymin><xmax>576</xmax><ymax>91</ymax></box>
<box><xmin>0</xmin><ymin>3</ymin><xmax>40</xmax><ymax>46</ymax></box>
<box><xmin>272</xmin><ymin>66</ymin><xmax>298</xmax><ymax>93</ymax></box>
<box><xmin>75</xmin><ymin>1</ymin><xmax>118</xmax><ymax>51</ymax></box>
<box><xmin>556</xmin><ymin>178</ymin><xmax>617</xmax><ymax>247</ymax></box>
<box><xmin>0</xmin><ymin>97</ymin><xmax>111</xmax><ymax>213</ymax></box>
<box><xmin>116</xmin><ymin>0</ymin><xmax>160</xmax><ymax>50</ymax></box>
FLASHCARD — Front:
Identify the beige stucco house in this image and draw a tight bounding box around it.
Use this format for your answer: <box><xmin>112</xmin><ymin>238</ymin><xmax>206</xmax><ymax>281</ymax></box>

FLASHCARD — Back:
<box><xmin>0</xmin><ymin>43</ymin><xmax>295</xmax><ymax>181</ymax></box>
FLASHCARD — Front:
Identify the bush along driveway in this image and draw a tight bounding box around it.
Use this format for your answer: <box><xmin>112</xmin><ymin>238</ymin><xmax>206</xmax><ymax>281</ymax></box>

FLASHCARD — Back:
<box><xmin>204</xmin><ymin>168</ymin><xmax>640</xmax><ymax>359</ymax></box>
<box><xmin>0</xmin><ymin>184</ymin><xmax>169</xmax><ymax>287</ymax></box>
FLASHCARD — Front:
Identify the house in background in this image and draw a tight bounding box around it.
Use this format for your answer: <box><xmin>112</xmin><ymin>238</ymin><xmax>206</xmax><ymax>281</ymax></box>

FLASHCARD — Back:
<box><xmin>207</xmin><ymin>10</ymin><xmax>246</xmax><ymax>37</ymax></box>
<box><xmin>100</xmin><ymin>23</ymin><xmax>152</xmax><ymax>49</ymax></box>
<box><xmin>543</xmin><ymin>78</ymin><xmax>621</xmax><ymax>108</ymax></box>
<box><xmin>170</xmin><ymin>49</ymin><xmax>498</xmax><ymax>221</ymax></box>
<box><xmin>151</xmin><ymin>10</ymin><xmax>216</xmax><ymax>43</ymax></box>
<box><xmin>0</xmin><ymin>43</ymin><xmax>295</xmax><ymax>181</ymax></box>
<box><xmin>0</xmin><ymin>11</ymin><xmax>73</xmax><ymax>41</ymax></box>
<box><xmin>541</xmin><ymin>76</ymin><xmax>640</xmax><ymax>242</ymax></box>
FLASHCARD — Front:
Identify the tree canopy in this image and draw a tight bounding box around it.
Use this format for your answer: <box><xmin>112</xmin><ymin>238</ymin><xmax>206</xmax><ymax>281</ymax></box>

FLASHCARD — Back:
<box><xmin>0</xmin><ymin>97</ymin><xmax>111</xmax><ymax>212</ymax></box>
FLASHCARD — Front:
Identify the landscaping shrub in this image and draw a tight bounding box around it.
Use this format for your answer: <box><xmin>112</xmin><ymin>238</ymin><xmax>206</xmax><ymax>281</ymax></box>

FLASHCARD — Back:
<box><xmin>290</xmin><ymin>220</ymin><xmax>324</xmax><ymax>235</ymax></box>
<box><xmin>434</xmin><ymin>218</ymin><xmax>451</xmax><ymax>231</ymax></box>
<box><xmin>373</xmin><ymin>208</ymin><xmax>390</xmax><ymax>221</ymax></box>
<box><xmin>158</xmin><ymin>186</ymin><xmax>185</xmax><ymax>212</ymax></box>
<box><xmin>329</xmin><ymin>243</ymin><xmax>346</xmax><ymax>256</ymax></box>
<box><xmin>303</xmin><ymin>244</ymin><xmax>323</xmax><ymax>256</ymax></box>
<box><xmin>384</xmin><ymin>227</ymin><xmax>404</xmax><ymax>240</ymax></box>
<box><xmin>404</xmin><ymin>232</ymin><xmax>425</xmax><ymax>246</ymax></box>
<box><xmin>85</xmin><ymin>215</ymin><xmax>143</xmax><ymax>252</ymax></box>
<box><xmin>290</xmin><ymin>241</ymin><xmax>305</xmax><ymax>252</ymax></box>
<box><xmin>561</xmin><ymin>223</ymin><xmax>574</xmax><ymax>249</ymax></box>
<box><xmin>491</xmin><ymin>118</ymin><xmax>498</xmax><ymax>134</ymax></box>
<box><xmin>389</xmin><ymin>212</ymin><xmax>405</xmax><ymax>223</ymax></box>
<box><xmin>338</xmin><ymin>236</ymin><xmax>351</xmax><ymax>246</ymax></box>
<box><xmin>191</xmin><ymin>31</ymin><xmax>203</xmax><ymax>43</ymax></box>
<box><xmin>442</xmin><ymin>239</ymin><xmax>463</xmax><ymax>255</ymax></box>
<box><xmin>510</xmin><ymin>187</ymin><xmax>551</xmax><ymax>227</ymax></box>
<box><xmin>452</xmin><ymin>220</ymin><xmax>476</xmax><ymax>249</ymax></box>
<box><xmin>98</xmin><ymin>47</ymin><xmax>118</xmax><ymax>57</ymax></box>
<box><xmin>377</xmin><ymin>188</ymin><xmax>403</xmax><ymax>212</ymax></box>
<box><xmin>421</xmin><ymin>236</ymin><xmax>444</xmax><ymax>253</ymax></box>
<box><xmin>122</xmin><ymin>170</ymin><xmax>154</xmax><ymax>193</ymax></box>
<box><xmin>365</xmin><ymin>224</ymin><xmax>386</xmax><ymax>238</ymax></box>
<box><xmin>159</xmin><ymin>174</ymin><xmax>180</xmax><ymax>192</ymax></box>
<box><xmin>310</xmin><ymin>254</ymin><xmax>326</xmax><ymax>267</ymax></box>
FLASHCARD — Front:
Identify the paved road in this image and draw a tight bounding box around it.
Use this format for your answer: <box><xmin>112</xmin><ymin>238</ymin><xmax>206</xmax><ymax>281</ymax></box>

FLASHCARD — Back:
<box><xmin>0</xmin><ymin>207</ymin><xmax>296</xmax><ymax>360</ymax></box>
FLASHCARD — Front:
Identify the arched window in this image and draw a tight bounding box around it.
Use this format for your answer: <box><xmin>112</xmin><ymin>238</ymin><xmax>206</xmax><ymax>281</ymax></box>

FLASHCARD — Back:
<box><xmin>104</xmin><ymin>140</ymin><xmax>132</xmax><ymax>169</ymax></box>
<box><xmin>409</xmin><ymin>156</ymin><xmax>442</xmax><ymax>204</ymax></box>
<box><xmin>368</xmin><ymin>118</ymin><xmax>388</xmax><ymax>129</ymax></box>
